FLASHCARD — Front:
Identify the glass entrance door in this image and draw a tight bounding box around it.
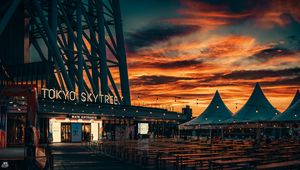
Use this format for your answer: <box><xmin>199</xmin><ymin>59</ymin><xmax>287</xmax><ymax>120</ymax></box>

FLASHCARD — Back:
<box><xmin>82</xmin><ymin>123</ymin><xmax>91</xmax><ymax>142</ymax></box>
<box><xmin>7</xmin><ymin>114</ymin><xmax>26</xmax><ymax>145</ymax></box>
<box><xmin>61</xmin><ymin>123</ymin><xmax>71</xmax><ymax>142</ymax></box>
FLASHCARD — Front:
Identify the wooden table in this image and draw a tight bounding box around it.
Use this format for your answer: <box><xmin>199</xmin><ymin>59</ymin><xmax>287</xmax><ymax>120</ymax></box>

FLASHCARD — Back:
<box><xmin>212</xmin><ymin>157</ymin><xmax>260</xmax><ymax>169</ymax></box>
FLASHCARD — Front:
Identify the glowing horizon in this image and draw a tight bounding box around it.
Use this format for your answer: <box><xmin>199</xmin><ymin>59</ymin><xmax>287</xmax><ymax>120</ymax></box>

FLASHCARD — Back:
<box><xmin>120</xmin><ymin>0</ymin><xmax>300</xmax><ymax>116</ymax></box>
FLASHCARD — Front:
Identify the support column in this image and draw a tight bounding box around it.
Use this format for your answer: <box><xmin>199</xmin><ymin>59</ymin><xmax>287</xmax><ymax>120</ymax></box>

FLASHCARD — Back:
<box><xmin>89</xmin><ymin>1</ymin><xmax>99</xmax><ymax>94</ymax></box>
<box><xmin>112</xmin><ymin>0</ymin><xmax>131</xmax><ymax>105</ymax></box>
<box><xmin>47</xmin><ymin>0</ymin><xmax>57</xmax><ymax>88</ymax></box>
<box><xmin>67</xmin><ymin>0</ymin><xmax>75</xmax><ymax>88</ymax></box>
<box><xmin>96</xmin><ymin>0</ymin><xmax>108</xmax><ymax>95</ymax></box>
<box><xmin>0</xmin><ymin>0</ymin><xmax>22</xmax><ymax>35</ymax></box>
<box><xmin>77</xmin><ymin>0</ymin><xmax>83</xmax><ymax>94</ymax></box>
<box><xmin>32</xmin><ymin>0</ymin><xmax>74</xmax><ymax>91</ymax></box>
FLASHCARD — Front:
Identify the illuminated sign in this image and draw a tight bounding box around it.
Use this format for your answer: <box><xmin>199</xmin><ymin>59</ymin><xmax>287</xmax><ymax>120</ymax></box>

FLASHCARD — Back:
<box><xmin>70</xmin><ymin>115</ymin><xmax>98</xmax><ymax>119</ymax></box>
<box><xmin>41</xmin><ymin>88</ymin><xmax>120</xmax><ymax>105</ymax></box>
<box><xmin>138</xmin><ymin>123</ymin><xmax>149</xmax><ymax>135</ymax></box>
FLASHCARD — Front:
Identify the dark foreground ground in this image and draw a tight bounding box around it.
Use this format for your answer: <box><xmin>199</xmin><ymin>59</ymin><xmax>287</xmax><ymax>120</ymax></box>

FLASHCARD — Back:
<box><xmin>51</xmin><ymin>143</ymin><xmax>140</xmax><ymax>170</ymax></box>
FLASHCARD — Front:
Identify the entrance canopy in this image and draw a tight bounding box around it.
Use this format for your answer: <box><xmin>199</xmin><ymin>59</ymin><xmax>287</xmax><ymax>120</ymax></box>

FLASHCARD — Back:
<box><xmin>181</xmin><ymin>90</ymin><xmax>232</xmax><ymax>127</ymax></box>
<box><xmin>226</xmin><ymin>83</ymin><xmax>279</xmax><ymax>123</ymax></box>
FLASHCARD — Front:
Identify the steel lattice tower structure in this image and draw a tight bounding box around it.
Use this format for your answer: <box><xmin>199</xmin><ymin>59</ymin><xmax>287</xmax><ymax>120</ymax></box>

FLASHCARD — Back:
<box><xmin>0</xmin><ymin>0</ymin><xmax>131</xmax><ymax>105</ymax></box>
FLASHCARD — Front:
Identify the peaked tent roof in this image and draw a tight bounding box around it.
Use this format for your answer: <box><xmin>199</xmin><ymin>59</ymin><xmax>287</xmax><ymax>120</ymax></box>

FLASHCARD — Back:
<box><xmin>227</xmin><ymin>83</ymin><xmax>279</xmax><ymax>123</ymax></box>
<box><xmin>286</xmin><ymin>90</ymin><xmax>300</xmax><ymax>110</ymax></box>
<box><xmin>273</xmin><ymin>99</ymin><xmax>300</xmax><ymax>121</ymax></box>
<box><xmin>182</xmin><ymin>90</ymin><xmax>233</xmax><ymax>125</ymax></box>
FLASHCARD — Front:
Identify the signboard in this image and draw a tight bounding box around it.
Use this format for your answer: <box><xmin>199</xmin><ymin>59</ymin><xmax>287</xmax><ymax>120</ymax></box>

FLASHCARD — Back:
<box><xmin>71</xmin><ymin>123</ymin><xmax>82</xmax><ymax>142</ymax></box>
<box><xmin>41</xmin><ymin>88</ymin><xmax>120</xmax><ymax>105</ymax></box>
<box><xmin>138</xmin><ymin>123</ymin><xmax>149</xmax><ymax>135</ymax></box>
<box><xmin>70</xmin><ymin>115</ymin><xmax>98</xmax><ymax>119</ymax></box>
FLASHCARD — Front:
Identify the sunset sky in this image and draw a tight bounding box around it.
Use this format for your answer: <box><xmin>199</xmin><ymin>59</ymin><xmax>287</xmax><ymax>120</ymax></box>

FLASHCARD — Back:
<box><xmin>120</xmin><ymin>0</ymin><xmax>300</xmax><ymax>116</ymax></box>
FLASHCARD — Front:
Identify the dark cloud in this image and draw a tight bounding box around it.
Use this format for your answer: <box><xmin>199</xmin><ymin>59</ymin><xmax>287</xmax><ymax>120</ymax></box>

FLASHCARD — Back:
<box><xmin>250</xmin><ymin>47</ymin><xmax>294</xmax><ymax>62</ymax></box>
<box><xmin>130</xmin><ymin>75</ymin><xmax>193</xmax><ymax>86</ymax></box>
<box><xmin>262</xmin><ymin>76</ymin><xmax>300</xmax><ymax>86</ymax></box>
<box><xmin>126</xmin><ymin>24</ymin><xmax>199</xmax><ymax>52</ymax></box>
<box><xmin>190</xmin><ymin>0</ymin><xmax>268</xmax><ymax>13</ymax></box>
<box><xmin>129</xmin><ymin>59</ymin><xmax>203</xmax><ymax>69</ymax></box>
<box><xmin>223</xmin><ymin>67</ymin><xmax>300</xmax><ymax>80</ymax></box>
<box><xmin>177</xmin><ymin>0</ymin><xmax>300</xmax><ymax>28</ymax></box>
<box><xmin>155</xmin><ymin>59</ymin><xmax>203</xmax><ymax>69</ymax></box>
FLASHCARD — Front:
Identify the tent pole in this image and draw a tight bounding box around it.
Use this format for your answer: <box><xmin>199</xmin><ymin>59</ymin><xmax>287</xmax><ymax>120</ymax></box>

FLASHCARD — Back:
<box><xmin>178</xmin><ymin>127</ymin><xmax>181</xmax><ymax>140</ymax></box>
<box><xmin>256</xmin><ymin>128</ymin><xmax>261</xmax><ymax>146</ymax></box>
<box><xmin>209</xmin><ymin>128</ymin><xmax>212</xmax><ymax>145</ymax></box>
<box><xmin>221</xmin><ymin>128</ymin><xmax>224</xmax><ymax>143</ymax></box>
<box><xmin>279</xmin><ymin>127</ymin><xmax>282</xmax><ymax>139</ymax></box>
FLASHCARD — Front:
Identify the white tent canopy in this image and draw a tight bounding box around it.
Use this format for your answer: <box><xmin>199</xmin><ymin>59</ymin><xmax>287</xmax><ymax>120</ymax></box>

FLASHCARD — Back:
<box><xmin>285</xmin><ymin>90</ymin><xmax>300</xmax><ymax>111</ymax></box>
<box><xmin>225</xmin><ymin>83</ymin><xmax>279</xmax><ymax>123</ymax></box>
<box><xmin>181</xmin><ymin>90</ymin><xmax>233</xmax><ymax>127</ymax></box>
<box><xmin>273</xmin><ymin>91</ymin><xmax>300</xmax><ymax>121</ymax></box>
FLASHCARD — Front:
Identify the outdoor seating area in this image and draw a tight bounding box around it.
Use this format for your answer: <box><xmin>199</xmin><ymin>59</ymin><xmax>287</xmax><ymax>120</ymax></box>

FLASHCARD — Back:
<box><xmin>85</xmin><ymin>138</ymin><xmax>300</xmax><ymax>170</ymax></box>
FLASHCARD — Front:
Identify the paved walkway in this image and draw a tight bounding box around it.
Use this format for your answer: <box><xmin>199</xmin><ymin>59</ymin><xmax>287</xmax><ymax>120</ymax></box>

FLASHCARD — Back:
<box><xmin>51</xmin><ymin>143</ymin><xmax>140</xmax><ymax>170</ymax></box>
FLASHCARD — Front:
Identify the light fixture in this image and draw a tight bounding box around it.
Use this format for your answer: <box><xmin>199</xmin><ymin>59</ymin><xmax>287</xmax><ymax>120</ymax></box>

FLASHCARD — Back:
<box><xmin>205</xmin><ymin>117</ymin><xmax>208</xmax><ymax>120</ymax></box>
<box><xmin>295</xmin><ymin>114</ymin><xmax>297</xmax><ymax>117</ymax></box>
<box><xmin>123</xmin><ymin>108</ymin><xmax>126</xmax><ymax>111</ymax></box>
<box><xmin>9</xmin><ymin>101</ymin><xmax>13</xmax><ymax>104</ymax></box>
<box><xmin>13</xmin><ymin>104</ymin><xmax>17</xmax><ymax>107</ymax></box>
<box><xmin>177</xmin><ymin>115</ymin><xmax>180</xmax><ymax>117</ymax></box>
<box><xmin>216</xmin><ymin>104</ymin><xmax>219</xmax><ymax>109</ymax></box>
<box><xmin>86</xmin><ymin>104</ymin><xmax>89</xmax><ymax>107</ymax></box>
<box><xmin>62</xmin><ymin>107</ymin><xmax>64</xmax><ymax>110</ymax></box>
<box><xmin>150</xmin><ymin>112</ymin><xmax>152</xmax><ymax>114</ymax></box>
<box><xmin>111</xmin><ymin>107</ymin><xmax>114</xmax><ymax>110</ymax></box>
<box><xmin>255</xmin><ymin>108</ymin><xmax>259</xmax><ymax>113</ymax></box>
<box><xmin>218</xmin><ymin>119</ymin><xmax>221</xmax><ymax>122</ymax></box>
<box><xmin>98</xmin><ymin>105</ymin><xmax>101</xmax><ymax>108</ymax></box>
<box><xmin>17</xmin><ymin>108</ymin><xmax>21</xmax><ymax>111</ymax></box>
<box><xmin>136</xmin><ymin>110</ymin><xmax>138</xmax><ymax>112</ymax></box>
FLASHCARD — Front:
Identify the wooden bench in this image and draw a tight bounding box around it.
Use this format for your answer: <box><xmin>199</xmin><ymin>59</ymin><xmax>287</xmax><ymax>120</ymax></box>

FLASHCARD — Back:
<box><xmin>256</xmin><ymin>160</ymin><xmax>300</xmax><ymax>169</ymax></box>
